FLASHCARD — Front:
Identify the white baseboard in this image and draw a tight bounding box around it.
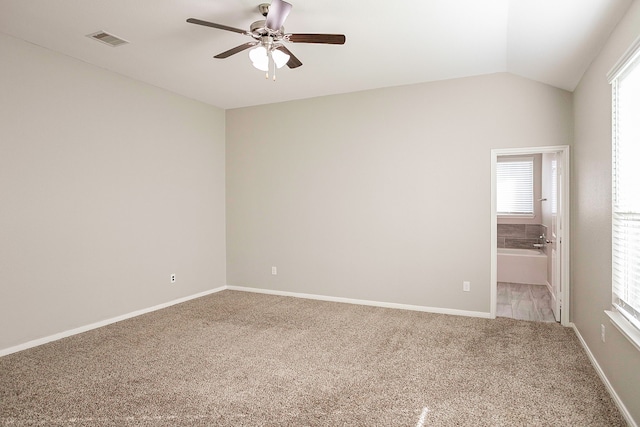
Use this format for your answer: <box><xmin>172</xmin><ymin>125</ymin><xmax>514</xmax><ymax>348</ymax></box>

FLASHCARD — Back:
<box><xmin>226</xmin><ymin>285</ymin><xmax>492</xmax><ymax>319</ymax></box>
<box><xmin>570</xmin><ymin>322</ymin><xmax>638</xmax><ymax>427</ymax></box>
<box><xmin>0</xmin><ymin>286</ymin><xmax>227</xmax><ymax>357</ymax></box>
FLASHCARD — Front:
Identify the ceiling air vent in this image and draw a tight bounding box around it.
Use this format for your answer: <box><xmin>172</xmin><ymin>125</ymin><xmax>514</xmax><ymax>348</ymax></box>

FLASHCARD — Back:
<box><xmin>87</xmin><ymin>31</ymin><xmax>129</xmax><ymax>47</ymax></box>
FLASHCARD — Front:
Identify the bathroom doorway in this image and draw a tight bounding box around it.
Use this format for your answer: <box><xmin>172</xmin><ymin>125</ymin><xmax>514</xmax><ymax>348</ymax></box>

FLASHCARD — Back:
<box><xmin>490</xmin><ymin>146</ymin><xmax>570</xmax><ymax>326</ymax></box>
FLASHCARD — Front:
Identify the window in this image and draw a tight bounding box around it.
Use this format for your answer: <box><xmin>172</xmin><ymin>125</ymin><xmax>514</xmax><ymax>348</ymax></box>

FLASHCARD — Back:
<box><xmin>496</xmin><ymin>157</ymin><xmax>534</xmax><ymax>216</ymax></box>
<box><xmin>609</xmin><ymin>38</ymin><xmax>640</xmax><ymax>343</ymax></box>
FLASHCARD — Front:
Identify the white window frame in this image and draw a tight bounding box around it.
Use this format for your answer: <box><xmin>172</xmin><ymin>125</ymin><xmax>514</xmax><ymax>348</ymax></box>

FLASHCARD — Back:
<box><xmin>496</xmin><ymin>156</ymin><xmax>535</xmax><ymax>218</ymax></box>
<box><xmin>606</xmin><ymin>35</ymin><xmax>640</xmax><ymax>352</ymax></box>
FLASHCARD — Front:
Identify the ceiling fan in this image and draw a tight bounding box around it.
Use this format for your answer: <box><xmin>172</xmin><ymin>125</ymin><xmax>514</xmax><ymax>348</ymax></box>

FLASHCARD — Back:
<box><xmin>187</xmin><ymin>0</ymin><xmax>346</xmax><ymax>79</ymax></box>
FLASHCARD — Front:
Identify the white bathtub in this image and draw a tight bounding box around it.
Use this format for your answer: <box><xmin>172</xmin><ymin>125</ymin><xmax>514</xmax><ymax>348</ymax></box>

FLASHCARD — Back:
<box><xmin>497</xmin><ymin>247</ymin><xmax>547</xmax><ymax>285</ymax></box>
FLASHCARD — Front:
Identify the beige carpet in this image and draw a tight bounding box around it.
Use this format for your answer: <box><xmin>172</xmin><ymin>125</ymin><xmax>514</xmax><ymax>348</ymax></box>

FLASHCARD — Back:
<box><xmin>0</xmin><ymin>290</ymin><xmax>625</xmax><ymax>426</ymax></box>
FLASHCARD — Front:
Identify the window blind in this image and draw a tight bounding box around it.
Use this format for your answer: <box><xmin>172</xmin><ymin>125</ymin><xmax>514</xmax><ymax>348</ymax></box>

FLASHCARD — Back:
<box><xmin>496</xmin><ymin>158</ymin><xmax>534</xmax><ymax>215</ymax></box>
<box><xmin>612</xmin><ymin>43</ymin><xmax>640</xmax><ymax>331</ymax></box>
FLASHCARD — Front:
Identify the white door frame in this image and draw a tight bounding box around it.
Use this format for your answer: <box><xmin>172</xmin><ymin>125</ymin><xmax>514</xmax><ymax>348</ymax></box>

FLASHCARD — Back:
<box><xmin>490</xmin><ymin>145</ymin><xmax>571</xmax><ymax>326</ymax></box>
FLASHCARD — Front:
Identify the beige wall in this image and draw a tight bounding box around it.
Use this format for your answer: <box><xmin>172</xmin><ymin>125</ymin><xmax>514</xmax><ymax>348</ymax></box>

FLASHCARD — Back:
<box><xmin>226</xmin><ymin>73</ymin><xmax>572</xmax><ymax>313</ymax></box>
<box><xmin>0</xmin><ymin>33</ymin><xmax>227</xmax><ymax>350</ymax></box>
<box><xmin>572</xmin><ymin>0</ymin><xmax>640</xmax><ymax>422</ymax></box>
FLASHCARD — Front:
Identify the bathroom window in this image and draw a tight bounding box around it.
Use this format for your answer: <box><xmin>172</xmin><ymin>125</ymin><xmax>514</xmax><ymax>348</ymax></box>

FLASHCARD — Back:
<box><xmin>496</xmin><ymin>157</ymin><xmax>534</xmax><ymax>216</ymax></box>
<box><xmin>608</xmin><ymin>38</ymin><xmax>640</xmax><ymax>347</ymax></box>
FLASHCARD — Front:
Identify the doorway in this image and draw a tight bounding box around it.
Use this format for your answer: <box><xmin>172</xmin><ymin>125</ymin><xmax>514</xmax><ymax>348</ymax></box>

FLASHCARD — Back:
<box><xmin>490</xmin><ymin>146</ymin><xmax>570</xmax><ymax>326</ymax></box>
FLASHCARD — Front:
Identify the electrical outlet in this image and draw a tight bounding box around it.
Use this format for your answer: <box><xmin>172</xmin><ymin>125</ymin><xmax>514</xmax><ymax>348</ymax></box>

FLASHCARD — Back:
<box><xmin>170</xmin><ymin>274</ymin><xmax>176</xmax><ymax>284</ymax></box>
<box><xmin>463</xmin><ymin>281</ymin><xmax>471</xmax><ymax>292</ymax></box>
<box><xmin>271</xmin><ymin>266</ymin><xmax>277</xmax><ymax>275</ymax></box>
<box><xmin>601</xmin><ymin>324</ymin><xmax>606</xmax><ymax>342</ymax></box>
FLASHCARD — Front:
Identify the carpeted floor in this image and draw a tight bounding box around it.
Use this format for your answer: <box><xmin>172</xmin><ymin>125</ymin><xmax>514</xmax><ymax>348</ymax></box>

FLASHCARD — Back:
<box><xmin>0</xmin><ymin>290</ymin><xmax>626</xmax><ymax>426</ymax></box>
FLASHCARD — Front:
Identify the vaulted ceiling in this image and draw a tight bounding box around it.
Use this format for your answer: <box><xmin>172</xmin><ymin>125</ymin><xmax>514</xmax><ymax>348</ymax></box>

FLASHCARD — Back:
<box><xmin>0</xmin><ymin>0</ymin><xmax>633</xmax><ymax>109</ymax></box>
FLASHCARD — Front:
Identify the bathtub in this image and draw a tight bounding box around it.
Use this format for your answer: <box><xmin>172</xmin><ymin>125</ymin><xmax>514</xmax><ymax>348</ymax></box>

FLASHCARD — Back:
<box><xmin>497</xmin><ymin>248</ymin><xmax>547</xmax><ymax>285</ymax></box>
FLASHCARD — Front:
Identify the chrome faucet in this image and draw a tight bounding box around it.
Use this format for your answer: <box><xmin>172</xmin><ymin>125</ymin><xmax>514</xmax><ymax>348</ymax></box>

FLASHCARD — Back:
<box><xmin>533</xmin><ymin>234</ymin><xmax>547</xmax><ymax>249</ymax></box>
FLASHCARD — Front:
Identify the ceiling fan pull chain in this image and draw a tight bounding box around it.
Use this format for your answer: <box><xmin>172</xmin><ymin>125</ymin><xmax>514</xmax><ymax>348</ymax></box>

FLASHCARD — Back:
<box><xmin>273</xmin><ymin>55</ymin><xmax>277</xmax><ymax>81</ymax></box>
<box><xmin>265</xmin><ymin>49</ymin><xmax>270</xmax><ymax>79</ymax></box>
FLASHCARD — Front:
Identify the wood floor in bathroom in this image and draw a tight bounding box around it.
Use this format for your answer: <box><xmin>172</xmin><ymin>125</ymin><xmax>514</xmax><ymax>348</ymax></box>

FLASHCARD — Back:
<box><xmin>497</xmin><ymin>282</ymin><xmax>557</xmax><ymax>322</ymax></box>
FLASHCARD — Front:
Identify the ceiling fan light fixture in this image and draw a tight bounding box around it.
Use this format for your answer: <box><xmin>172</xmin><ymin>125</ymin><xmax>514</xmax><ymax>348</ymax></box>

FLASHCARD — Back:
<box><xmin>272</xmin><ymin>49</ymin><xmax>290</xmax><ymax>68</ymax></box>
<box><xmin>249</xmin><ymin>45</ymin><xmax>269</xmax><ymax>71</ymax></box>
<box><xmin>249</xmin><ymin>45</ymin><xmax>289</xmax><ymax>72</ymax></box>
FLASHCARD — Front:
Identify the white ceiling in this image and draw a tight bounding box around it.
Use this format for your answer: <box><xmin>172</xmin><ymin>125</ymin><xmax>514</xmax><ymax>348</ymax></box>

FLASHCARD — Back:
<box><xmin>0</xmin><ymin>0</ymin><xmax>633</xmax><ymax>109</ymax></box>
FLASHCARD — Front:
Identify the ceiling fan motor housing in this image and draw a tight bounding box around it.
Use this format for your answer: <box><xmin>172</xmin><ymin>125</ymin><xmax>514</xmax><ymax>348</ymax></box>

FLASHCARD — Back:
<box><xmin>250</xmin><ymin>20</ymin><xmax>283</xmax><ymax>38</ymax></box>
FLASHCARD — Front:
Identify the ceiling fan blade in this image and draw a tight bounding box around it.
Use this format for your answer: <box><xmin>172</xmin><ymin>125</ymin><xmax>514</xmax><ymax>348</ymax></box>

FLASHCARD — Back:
<box><xmin>265</xmin><ymin>0</ymin><xmax>292</xmax><ymax>30</ymax></box>
<box><xmin>276</xmin><ymin>45</ymin><xmax>302</xmax><ymax>68</ymax></box>
<box><xmin>214</xmin><ymin>42</ymin><xmax>258</xmax><ymax>59</ymax></box>
<box><xmin>288</xmin><ymin>33</ymin><xmax>346</xmax><ymax>44</ymax></box>
<box><xmin>186</xmin><ymin>18</ymin><xmax>248</xmax><ymax>35</ymax></box>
